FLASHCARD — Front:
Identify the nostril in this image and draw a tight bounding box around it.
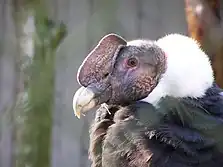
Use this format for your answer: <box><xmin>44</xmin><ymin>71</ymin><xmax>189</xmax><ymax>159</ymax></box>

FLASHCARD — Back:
<box><xmin>103</xmin><ymin>72</ymin><xmax>109</xmax><ymax>78</ymax></box>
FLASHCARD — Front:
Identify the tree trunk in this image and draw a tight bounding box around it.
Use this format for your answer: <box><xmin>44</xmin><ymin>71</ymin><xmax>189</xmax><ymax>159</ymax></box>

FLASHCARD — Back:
<box><xmin>184</xmin><ymin>0</ymin><xmax>223</xmax><ymax>88</ymax></box>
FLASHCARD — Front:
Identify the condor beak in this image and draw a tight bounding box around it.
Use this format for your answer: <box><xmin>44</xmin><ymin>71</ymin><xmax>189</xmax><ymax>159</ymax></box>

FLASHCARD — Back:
<box><xmin>73</xmin><ymin>86</ymin><xmax>98</xmax><ymax>119</ymax></box>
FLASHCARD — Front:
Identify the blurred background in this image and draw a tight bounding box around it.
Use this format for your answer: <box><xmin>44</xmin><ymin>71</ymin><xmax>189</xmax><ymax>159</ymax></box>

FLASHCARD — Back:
<box><xmin>0</xmin><ymin>0</ymin><xmax>222</xmax><ymax>167</ymax></box>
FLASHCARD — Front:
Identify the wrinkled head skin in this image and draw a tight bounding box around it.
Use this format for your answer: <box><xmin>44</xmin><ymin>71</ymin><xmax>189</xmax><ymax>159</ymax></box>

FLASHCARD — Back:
<box><xmin>73</xmin><ymin>33</ymin><xmax>167</xmax><ymax>118</ymax></box>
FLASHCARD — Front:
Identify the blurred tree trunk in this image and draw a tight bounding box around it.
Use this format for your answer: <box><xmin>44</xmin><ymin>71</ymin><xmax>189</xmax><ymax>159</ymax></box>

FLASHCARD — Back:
<box><xmin>184</xmin><ymin>0</ymin><xmax>223</xmax><ymax>88</ymax></box>
<box><xmin>14</xmin><ymin>0</ymin><xmax>67</xmax><ymax>166</ymax></box>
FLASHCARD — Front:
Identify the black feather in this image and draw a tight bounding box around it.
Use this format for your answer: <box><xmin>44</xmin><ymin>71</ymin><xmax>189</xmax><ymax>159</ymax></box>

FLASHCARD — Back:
<box><xmin>89</xmin><ymin>84</ymin><xmax>223</xmax><ymax>167</ymax></box>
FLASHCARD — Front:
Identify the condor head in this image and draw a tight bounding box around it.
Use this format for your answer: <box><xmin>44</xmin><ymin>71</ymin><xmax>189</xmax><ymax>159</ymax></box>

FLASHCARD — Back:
<box><xmin>73</xmin><ymin>33</ymin><xmax>214</xmax><ymax>118</ymax></box>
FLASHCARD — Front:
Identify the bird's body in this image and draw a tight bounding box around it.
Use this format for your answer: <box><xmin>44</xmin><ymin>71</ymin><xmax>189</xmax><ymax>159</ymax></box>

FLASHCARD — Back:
<box><xmin>90</xmin><ymin>83</ymin><xmax>223</xmax><ymax>167</ymax></box>
<box><xmin>72</xmin><ymin>33</ymin><xmax>223</xmax><ymax>167</ymax></box>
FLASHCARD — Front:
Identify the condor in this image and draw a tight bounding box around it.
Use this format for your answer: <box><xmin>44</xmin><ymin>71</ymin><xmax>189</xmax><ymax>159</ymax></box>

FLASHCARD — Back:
<box><xmin>73</xmin><ymin>33</ymin><xmax>223</xmax><ymax>167</ymax></box>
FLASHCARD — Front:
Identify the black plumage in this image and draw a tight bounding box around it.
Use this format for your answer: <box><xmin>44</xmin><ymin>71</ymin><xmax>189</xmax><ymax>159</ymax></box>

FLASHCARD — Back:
<box><xmin>89</xmin><ymin>84</ymin><xmax>223</xmax><ymax>167</ymax></box>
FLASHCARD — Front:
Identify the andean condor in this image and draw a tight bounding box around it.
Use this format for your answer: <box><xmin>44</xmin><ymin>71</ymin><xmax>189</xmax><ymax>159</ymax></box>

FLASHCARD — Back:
<box><xmin>72</xmin><ymin>33</ymin><xmax>223</xmax><ymax>167</ymax></box>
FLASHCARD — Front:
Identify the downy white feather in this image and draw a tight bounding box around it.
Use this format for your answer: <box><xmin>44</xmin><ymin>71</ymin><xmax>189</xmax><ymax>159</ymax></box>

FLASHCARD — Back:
<box><xmin>129</xmin><ymin>34</ymin><xmax>214</xmax><ymax>106</ymax></box>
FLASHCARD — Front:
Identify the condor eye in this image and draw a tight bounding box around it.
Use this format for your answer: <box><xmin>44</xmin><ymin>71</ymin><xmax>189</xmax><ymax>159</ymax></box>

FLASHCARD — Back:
<box><xmin>126</xmin><ymin>57</ymin><xmax>138</xmax><ymax>67</ymax></box>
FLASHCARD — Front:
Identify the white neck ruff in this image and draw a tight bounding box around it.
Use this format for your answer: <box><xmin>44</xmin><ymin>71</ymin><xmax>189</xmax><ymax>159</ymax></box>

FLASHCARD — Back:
<box><xmin>140</xmin><ymin>34</ymin><xmax>214</xmax><ymax>105</ymax></box>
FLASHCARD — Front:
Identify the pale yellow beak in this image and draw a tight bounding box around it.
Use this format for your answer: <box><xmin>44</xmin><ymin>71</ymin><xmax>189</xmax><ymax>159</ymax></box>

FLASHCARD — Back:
<box><xmin>72</xmin><ymin>86</ymin><xmax>97</xmax><ymax>119</ymax></box>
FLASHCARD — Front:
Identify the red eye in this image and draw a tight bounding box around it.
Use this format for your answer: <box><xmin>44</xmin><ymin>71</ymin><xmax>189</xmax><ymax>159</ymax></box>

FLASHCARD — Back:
<box><xmin>126</xmin><ymin>57</ymin><xmax>138</xmax><ymax>67</ymax></box>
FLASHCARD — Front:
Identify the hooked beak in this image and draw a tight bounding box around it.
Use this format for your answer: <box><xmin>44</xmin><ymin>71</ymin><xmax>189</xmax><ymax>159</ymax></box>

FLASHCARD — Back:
<box><xmin>73</xmin><ymin>83</ymin><xmax>111</xmax><ymax>119</ymax></box>
<box><xmin>73</xmin><ymin>86</ymin><xmax>98</xmax><ymax>119</ymax></box>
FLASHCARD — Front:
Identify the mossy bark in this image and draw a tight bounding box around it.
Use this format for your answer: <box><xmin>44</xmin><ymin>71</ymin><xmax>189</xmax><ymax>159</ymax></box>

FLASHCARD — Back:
<box><xmin>15</xmin><ymin>1</ymin><xmax>67</xmax><ymax>167</ymax></box>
